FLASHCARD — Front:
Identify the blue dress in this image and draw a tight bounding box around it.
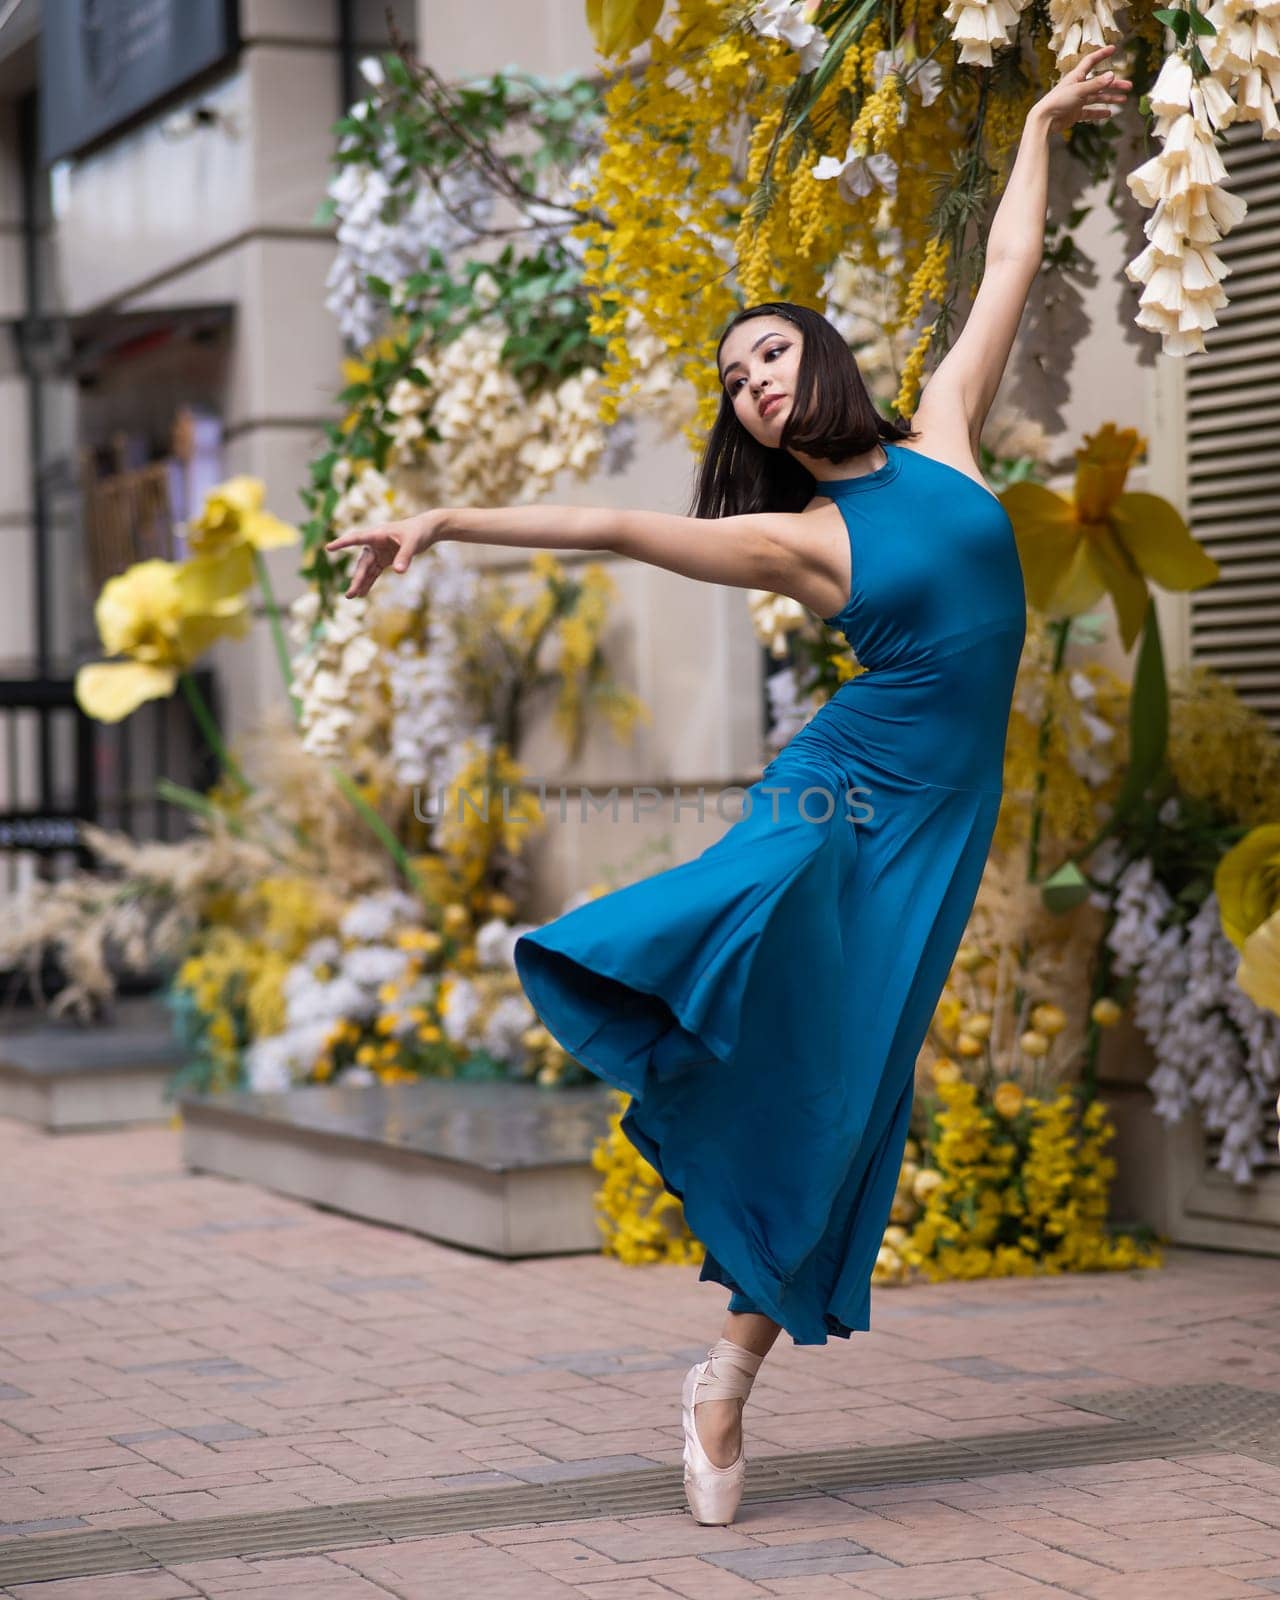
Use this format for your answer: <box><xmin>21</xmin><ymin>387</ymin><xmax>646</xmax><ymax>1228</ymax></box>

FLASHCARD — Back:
<box><xmin>513</xmin><ymin>443</ymin><xmax>1027</xmax><ymax>1345</ymax></box>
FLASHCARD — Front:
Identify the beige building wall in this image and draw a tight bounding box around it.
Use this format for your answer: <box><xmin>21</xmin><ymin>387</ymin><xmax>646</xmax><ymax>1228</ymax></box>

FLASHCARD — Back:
<box><xmin>0</xmin><ymin>0</ymin><xmax>412</xmax><ymax>763</ymax></box>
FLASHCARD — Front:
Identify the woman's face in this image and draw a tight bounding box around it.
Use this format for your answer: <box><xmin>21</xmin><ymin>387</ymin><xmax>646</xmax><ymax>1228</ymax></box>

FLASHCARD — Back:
<box><xmin>717</xmin><ymin>316</ymin><xmax>803</xmax><ymax>448</ymax></box>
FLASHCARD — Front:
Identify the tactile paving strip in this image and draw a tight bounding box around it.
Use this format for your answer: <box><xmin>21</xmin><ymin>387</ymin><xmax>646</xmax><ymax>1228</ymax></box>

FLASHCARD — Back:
<box><xmin>1064</xmin><ymin>1381</ymin><xmax>1280</xmax><ymax>1462</ymax></box>
<box><xmin>0</xmin><ymin>1417</ymin><xmax>1214</xmax><ymax>1587</ymax></box>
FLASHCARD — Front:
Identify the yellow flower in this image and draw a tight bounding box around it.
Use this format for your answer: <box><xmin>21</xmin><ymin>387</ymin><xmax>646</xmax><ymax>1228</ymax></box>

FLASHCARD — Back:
<box><xmin>1030</xmin><ymin>1003</ymin><xmax>1067</xmax><ymax>1036</ymax></box>
<box><xmin>75</xmin><ymin>556</ymin><xmax>251</xmax><ymax>722</ymax></box>
<box><xmin>955</xmin><ymin>1033</ymin><xmax>984</xmax><ymax>1058</ymax></box>
<box><xmin>993</xmin><ymin>1080</ymin><xmax>1026</xmax><ymax>1118</ymax></box>
<box><xmin>954</xmin><ymin>943</ymin><xmax>984</xmax><ymax>972</ymax></box>
<box><xmin>1216</xmin><ymin>824</ymin><xmax>1280</xmax><ymax>951</ymax></box>
<box><xmin>1019</xmin><ymin>1029</ymin><xmax>1050</xmax><ymax>1058</ymax></box>
<box><xmin>1091</xmin><ymin>996</ymin><xmax>1123</xmax><ymax>1027</ymax></box>
<box><xmin>962</xmin><ymin>1012</ymin><xmax>992</xmax><ymax>1040</ymax></box>
<box><xmin>1000</xmin><ymin>424</ymin><xmax>1219</xmax><ymax>651</ymax></box>
<box><xmin>186</xmin><ymin>475</ymin><xmax>300</xmax><ymax>558</ymax></box>
<box><xmin>932</xmin><ymin>1057</ymin><xmax>962</xmax><ymax>1085</ymax></box>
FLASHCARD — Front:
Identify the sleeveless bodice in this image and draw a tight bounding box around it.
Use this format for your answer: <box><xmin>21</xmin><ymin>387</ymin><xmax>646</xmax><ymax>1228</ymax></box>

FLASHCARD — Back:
<box><xmin>791</xmin><ymin>443</ymin><xmax>1028</xmax><ymax>795</ymax></box>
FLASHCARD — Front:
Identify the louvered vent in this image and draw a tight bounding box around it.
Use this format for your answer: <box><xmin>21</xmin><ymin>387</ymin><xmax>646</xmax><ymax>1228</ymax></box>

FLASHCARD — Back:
<box><xmin>1184</xmin><ymin>124</ymin><xmax>1280</xmax><ymax>729</ymax></box>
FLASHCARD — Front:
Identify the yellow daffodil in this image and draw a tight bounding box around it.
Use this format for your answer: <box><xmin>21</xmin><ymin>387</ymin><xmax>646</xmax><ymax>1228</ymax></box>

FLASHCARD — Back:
<box><xmin>1000</xmin><ymin>423</ymin><xmax>1219</xmax><ymax>651</ymax></box>
<box><xmin>586</xmin><ymin>0</ymin><xmax>665</xmax><ymax>57</ymax></box>
<box><xmin>1215</xmin><ymin>823</ymin><xmax>1280</xmax><ymax>951</ymax></box>
<box><xmin>75</xmin><ymin>557</ymin><xmax>251</xmax><ymax>723</ymax></box>
<box><xmin>1215</xmin><ymin>824</ymin><xmax>1280</xmax><ymax>1016</ymax></box>
<box><xmin>186</xmin><ymin>475</ymin><xmax>299</xmax><ymax>558</ymax></box>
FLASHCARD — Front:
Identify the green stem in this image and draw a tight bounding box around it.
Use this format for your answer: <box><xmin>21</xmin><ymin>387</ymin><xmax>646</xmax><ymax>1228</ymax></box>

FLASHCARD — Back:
<box><xmin>1027</xmin><ymin>618</ymin><xmax>1072</xmax><ymax>885</ymax></box>
<box><xmin>331</xmin><ymin>766</ymin><xmax>427</xmax><ymax>900</ymax></box>
<box><xmin>253</xmin><ymin>548</ymin><xmax>304</xmax><ymax>725</ymax></box>
<box><xmin>179</xmin><ymin>672</ymin><xmax>252</xmax><ymax>794</ymax></box>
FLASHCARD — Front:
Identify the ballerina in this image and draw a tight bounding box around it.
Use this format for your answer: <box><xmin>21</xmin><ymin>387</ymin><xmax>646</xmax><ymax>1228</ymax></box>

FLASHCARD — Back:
<box><xmin>325</xmin><ymin>44</ymin><xmax>1131</xmax><ymax>1527</ymax></box>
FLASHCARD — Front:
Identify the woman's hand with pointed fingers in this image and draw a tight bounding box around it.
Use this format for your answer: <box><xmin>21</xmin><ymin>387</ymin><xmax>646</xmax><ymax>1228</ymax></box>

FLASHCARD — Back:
<box><xmin>324</xmin><ymin>511</ymin><xmax>441</xmax><ymax>599</ymax></box>
<box><xmin>1033</xmin><ymin>44</ymin><xmax>1133</xmax><ymax>135</ymax></box>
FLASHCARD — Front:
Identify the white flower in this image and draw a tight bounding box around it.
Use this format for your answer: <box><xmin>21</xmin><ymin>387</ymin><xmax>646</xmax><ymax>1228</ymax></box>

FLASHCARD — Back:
<box><xmin>872</xmin><ymin>46</ymin><xmax>943</xmax><ymax>107</ymax></box>
<box><xmin>1048</xmin><ymin>0</ymin><xmax>1121</xmax><ymax>72</ymax></box>
<box><xmin>339</xmin><ymin>889</ymin><xmax>423</xmax><ymax>944</ymax></box>
<box><xmin>481</xmin><ymin>992</ymin><xmax>538</xmax><ymax>1063</ymax></box>
<box><xmin>748</xmin><ymin>0</ymin><xmax>830</xmax><ymax>71</ymax></box>
<box><xmin>1104</xmin><ymin>866</ymin><xmax>1280</xmax><ymax>1185</ymax></box>
<box><xmin>811</xmin><ymin>148</ymin><xmax>898</xmax><ymax>201</ymax></box>
<box><xmin>942</xmin><ymin>0</ymin><xmax>1030</xmax><ymax>67</ymax></box>
<box><xmin>1124</xmin><ymin>101</ymin><xmax>1246</xmax><ymax>355</ymax></box>
<box><xmin>440</xmin><ymin>975</ymin><xmax>481</xmax><ymax>1043</ymax></box>
<box><xmin>1149</xmin><ymin>51</ymin><xmax>1194</xmax><ymax>116</ymax></box>
<box><xmin>475</xmin><ymin>917</ymin><xmax>539</xmax><ymax>969</ymax></box>
<box><xmin>359</xmin><ymin>56</ymin><xmax>385</xmax><ymax>88</ymax></box>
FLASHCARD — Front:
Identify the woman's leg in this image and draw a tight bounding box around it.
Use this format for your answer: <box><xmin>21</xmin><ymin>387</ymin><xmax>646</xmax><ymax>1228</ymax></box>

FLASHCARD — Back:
<box><xmin>693</xmin><ymin>1299</ymin><xmax>782</xmax><ymax>1466</ymax></box>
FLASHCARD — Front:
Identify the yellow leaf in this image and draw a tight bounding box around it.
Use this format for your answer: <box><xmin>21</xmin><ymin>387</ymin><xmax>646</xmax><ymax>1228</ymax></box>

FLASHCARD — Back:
<box><xmin>75</xmin><ymin>660</ymin><xmax>178</xmax><ymax>722</ymax></box>
<box><xmin>586</xmin><ymin>0</ymin><xmax>665</xmax><ymax>57</ymax></box>
<box><xmin>1110</xmin><ymin>492</ymin><xmax>1220</xmax><ymax>593</ymax></box>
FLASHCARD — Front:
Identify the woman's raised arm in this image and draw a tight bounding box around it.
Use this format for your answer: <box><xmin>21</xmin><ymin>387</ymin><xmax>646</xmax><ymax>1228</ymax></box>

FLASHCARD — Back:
<box><xmin>910</xmin><ymin>45</ymin><xmax>1132</xmax><ymax>465</ymax></box>
<box><xmin>325</xmin><ymin>501</ymin><xmax>829</xmax><ymax>604</ymax></box>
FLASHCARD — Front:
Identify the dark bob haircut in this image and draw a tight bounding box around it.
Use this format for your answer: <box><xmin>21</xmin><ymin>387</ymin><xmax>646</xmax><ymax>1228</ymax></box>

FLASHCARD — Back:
<box><xmin>689</xmin><ymin>301</ymin><xmax>917</xmax><ymax>519</ymax></box>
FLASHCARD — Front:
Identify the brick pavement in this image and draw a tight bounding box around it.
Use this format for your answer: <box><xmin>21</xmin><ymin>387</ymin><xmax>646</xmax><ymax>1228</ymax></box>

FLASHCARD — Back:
<box><xmin>3</xmin><ymin>1114</ymin><xmax>1280</xmax><ymax>1597</ymax></box>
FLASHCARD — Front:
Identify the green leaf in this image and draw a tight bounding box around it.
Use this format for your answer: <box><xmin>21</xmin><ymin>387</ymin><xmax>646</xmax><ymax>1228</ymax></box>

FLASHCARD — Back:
<box><xmin>1039</xmin><ymin>859</ymin><xmax>1093</xmax><ymax>915</ymax></box>
<box><xmin>1153</xmin><ymin>6</ymin><xmax>1191</xmax><ymax>39</ymax></box>
<box><xmin>1109</xmin><ymin>600</ymin><xmax>1169</xmax><ymax>821</ymax></box>
<box><xmin>1186</xmin><ymin>7</ymin><xmax>1218</xmax><ymax>34</ymax></box>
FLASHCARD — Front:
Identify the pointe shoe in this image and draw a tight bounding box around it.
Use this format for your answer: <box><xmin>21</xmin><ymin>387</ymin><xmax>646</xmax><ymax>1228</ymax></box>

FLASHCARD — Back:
<box><xmin>681</xmin><ymin>1336</ymin><xmax>764</xmax><ymax>1525</ymax></box>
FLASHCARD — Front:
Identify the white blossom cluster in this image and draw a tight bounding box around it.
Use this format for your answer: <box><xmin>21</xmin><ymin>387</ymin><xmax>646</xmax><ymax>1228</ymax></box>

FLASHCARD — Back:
<box><xmin>242</xmin><ymin>889</ymin><xmax>421</xmax><ymax>1091</ymax></box>
<box><xmin>1204</xmin><ymin>0</ymin><xmax>1280</xmax><ymax>136</ymax></box>
<box><xmin>1124</xmin><ymin>53</ymin><xmax>1249</xmax><ymax>355</ymax></box>
<box><xmin>323</xmin><ymin>59</ymin><xmax>495</xmax><ymax>348</ymax></box>
<box><xmin>287</xmin><ymin>586</ymin><xmax>380</xmax><ymax>763</ymax></box>
<box><xmin>1048</xmin><ymin>0</ymin><xmax>1122</xmax><ymax>72</ymax></box>
<box><xmin>1107</xmin><ymin>851</ymin><xmax>1280</xmax><ymax>1184</ymax></box>
<box><xmin>243</xmin><ymin>891</ymin><xmax>542</xmax><ymax>1090</ymax></box>
<box><xmin>384</xmin><ymin>541</ymin><xmax>496</xmax><ymax>848</ymax></box>
<box><xmin>942</xmin><ymin>0</ymin><xmax>1032</xmax><ymax>69</ymax></box>
<box><xmin>1125</xmin><ymin>3</ymin><xmax>1280</xmax><ymax>361</ymax></box>
<box><xmin>747</xmin><ymin>0</ymin><xmax>829</xmax><ymax>72</ymax></box>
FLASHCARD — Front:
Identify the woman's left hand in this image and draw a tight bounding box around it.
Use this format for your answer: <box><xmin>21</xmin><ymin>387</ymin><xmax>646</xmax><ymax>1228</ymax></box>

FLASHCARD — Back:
<box><xmin>1032</xmin><ymin>44</ymin><xmax>1133</xmax><ymax>134</ymax></box>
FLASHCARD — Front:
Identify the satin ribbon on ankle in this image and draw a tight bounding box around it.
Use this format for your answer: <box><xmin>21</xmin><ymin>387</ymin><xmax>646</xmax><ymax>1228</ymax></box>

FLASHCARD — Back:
<box><xmin>694</xmin><ymin>1337</ymin><xmax>764</xmax><ymax>1403</ymax></box>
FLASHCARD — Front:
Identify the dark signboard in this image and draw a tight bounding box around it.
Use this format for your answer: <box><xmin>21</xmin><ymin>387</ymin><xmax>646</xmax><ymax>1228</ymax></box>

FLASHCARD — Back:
<box><xmin>40</xmin><ymin>0</ymin><xmax>239</xmax><ymax>165</ymax></box>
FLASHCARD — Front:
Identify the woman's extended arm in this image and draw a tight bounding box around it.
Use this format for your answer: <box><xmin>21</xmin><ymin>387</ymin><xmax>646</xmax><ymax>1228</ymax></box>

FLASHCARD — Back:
<box><xmin>910</xmin><ymin>44</ymin><xmax>1132</xmax><ymax>464</ymax></box>
<box><xmin>325</xmin><ymin>500</ymin><xmax>822</xmax><ymax>602</ymax></box>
